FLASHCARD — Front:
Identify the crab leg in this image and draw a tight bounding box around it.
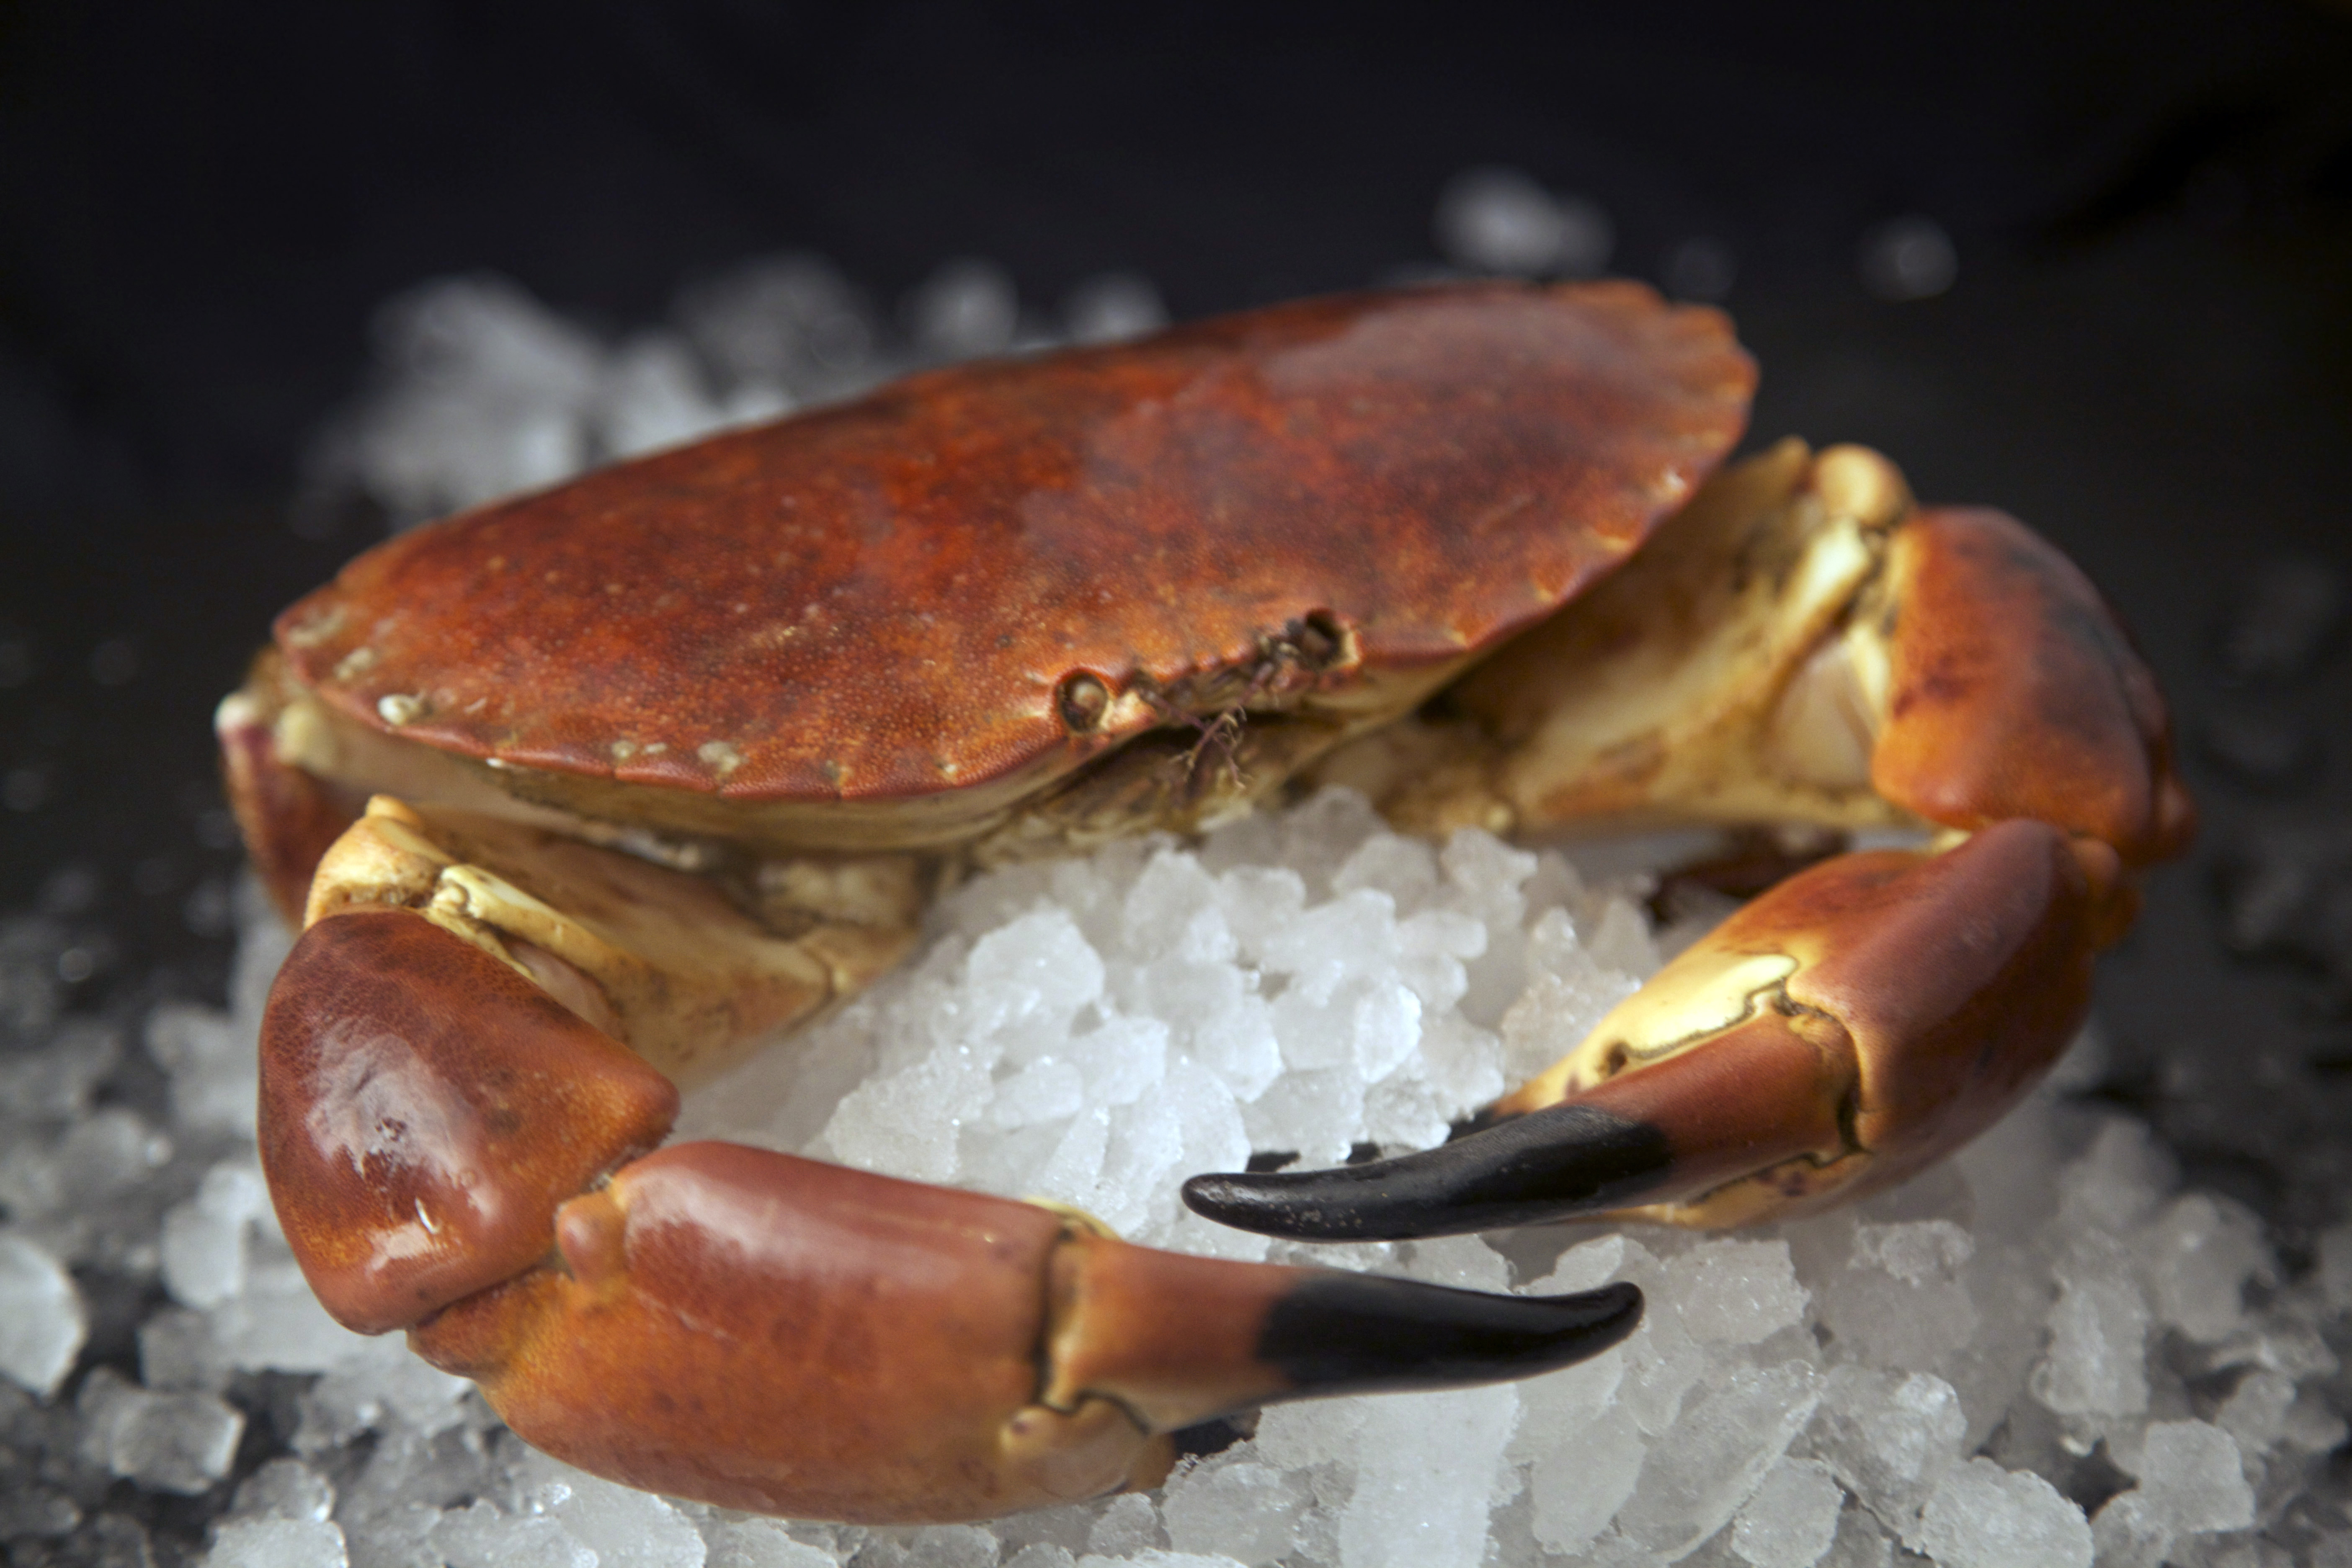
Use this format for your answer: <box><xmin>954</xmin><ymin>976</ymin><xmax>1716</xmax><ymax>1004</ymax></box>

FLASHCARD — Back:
<box><xmin>1187</xmin><ymin>447</ymin><xmax>2187</xmax><ymax>1240</ymax></box>
<box><xmin>260</xmin><ymin>883</ymin><xmax>1641</xmax><ymax>1523</ymax></box>
<box><xmin>1186</xmin><ymin>819</ymin><xmax>2119</xmax><ymax>1237</ymax></box>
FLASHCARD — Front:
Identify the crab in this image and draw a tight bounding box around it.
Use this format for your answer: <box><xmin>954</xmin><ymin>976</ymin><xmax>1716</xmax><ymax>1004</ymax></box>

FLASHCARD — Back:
<box><xmin>217</xmin><ymin>280</ymin><xmax>2192</xmax><ymax>1524</ymax></box>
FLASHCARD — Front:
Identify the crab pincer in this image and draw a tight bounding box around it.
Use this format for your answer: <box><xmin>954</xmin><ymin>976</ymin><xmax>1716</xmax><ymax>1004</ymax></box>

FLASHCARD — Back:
<box><xmin>261</xmin><ymin>906</ymin><xmax>1639</xmax><ymax>1522</ymax></box>
<box><xmin>1188</xmin><ymin>485</ymin><xmax>2191</xmax><ymax>1240</ymax></box>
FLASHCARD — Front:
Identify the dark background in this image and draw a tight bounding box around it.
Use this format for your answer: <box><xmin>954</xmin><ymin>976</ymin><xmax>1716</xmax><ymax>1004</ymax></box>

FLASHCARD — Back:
<box><xmin>3</xmin><ymin>0</ymin><xmax>2350</xmax><ymax>1229</ymax></box>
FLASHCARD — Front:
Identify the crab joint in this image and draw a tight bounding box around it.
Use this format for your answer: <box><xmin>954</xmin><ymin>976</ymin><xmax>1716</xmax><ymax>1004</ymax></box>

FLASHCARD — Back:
<box><xmin>1186</xmin><ymin>818</ymin><xmax>2115</xmax><ymax>1238</ymax></box>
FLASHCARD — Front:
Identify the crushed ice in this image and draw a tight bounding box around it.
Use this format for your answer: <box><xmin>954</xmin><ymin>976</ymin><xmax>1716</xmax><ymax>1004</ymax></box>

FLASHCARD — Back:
<box><xmin>10</xmin><ymin>235</ymin><xmax>2349</xmax><ymax>1563</ymax></box>
<box><xmin>6</xmin><ymin>797</ymin><xmax>2351</xmax><ymax>1566</ymax></box>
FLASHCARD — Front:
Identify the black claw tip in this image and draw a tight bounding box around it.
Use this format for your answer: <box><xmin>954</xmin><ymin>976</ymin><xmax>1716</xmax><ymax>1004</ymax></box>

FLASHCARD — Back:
<box><xmin>1259</xmin><ymin>1276</ymin><xmax>1642</xmax><ymax>1398</ymax></box>
<box><xmin>1181</xmin><ymin>1102</ymin><xmax>1676</xmax><ymax>1240</ymax></box>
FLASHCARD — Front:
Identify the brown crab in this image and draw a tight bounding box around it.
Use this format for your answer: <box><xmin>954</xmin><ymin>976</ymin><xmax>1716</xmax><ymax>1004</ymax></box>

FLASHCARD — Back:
<box><xmin>217</xmin><ymin>280</ymin><xmax>2190</xmax><ymax>1524</ymax></box>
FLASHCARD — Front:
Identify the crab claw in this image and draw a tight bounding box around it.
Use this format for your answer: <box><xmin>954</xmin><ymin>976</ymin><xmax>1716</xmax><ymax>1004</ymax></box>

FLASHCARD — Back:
<box><xmin>261</xmin><ymin>906</ymin><xmax>1640</xmax><ymax>1523</ymax></box>
<box><xmin>1186</xmin><ymin>817</ymin><xmax>2122</xmax><ymax>1240</ymax></box>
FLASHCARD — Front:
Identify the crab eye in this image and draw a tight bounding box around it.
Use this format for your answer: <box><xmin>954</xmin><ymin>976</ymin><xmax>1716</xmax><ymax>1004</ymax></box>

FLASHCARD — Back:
<box><xmin>1056</xmin><ymin>671</ymin><xmax>1112</xmax><ymax>732</ymax></box>
<box><xmin>1293</xmin><ymin>610</ymin><xmax>1350</xmax><ymax>670</ymax></box>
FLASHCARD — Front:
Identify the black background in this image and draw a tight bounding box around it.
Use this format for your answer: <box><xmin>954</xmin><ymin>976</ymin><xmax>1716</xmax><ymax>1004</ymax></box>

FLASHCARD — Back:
<box><xmin>3</xmin><ymin>0</ymin><xmax>2350</xmax><ymax>1231</ymax></box>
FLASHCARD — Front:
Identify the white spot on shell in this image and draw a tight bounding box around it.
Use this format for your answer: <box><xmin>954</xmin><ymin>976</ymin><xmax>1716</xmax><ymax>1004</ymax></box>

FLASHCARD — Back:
<box><xmin>377</xmin><ymin>694</ymin><xmax>427</xmax><ymax>726</ymax></box>
<box><xmin>283</xmin><ymin>606</ymin><xmax>347</xmax><ymax>649</ymax></box>
<box><xmin>610</xmin><ymin>740</ymin><xmax>639</xmax><ymax>762</ymax></box>
<box><xmin>698</xmin><ymin>740</ymin><xmax>743</xmax><ymax>777</ymax></box>
<box><xmin>332</xmin><ymin>646</ymin><xmax>379</xmax><ymax>681</ymax></box>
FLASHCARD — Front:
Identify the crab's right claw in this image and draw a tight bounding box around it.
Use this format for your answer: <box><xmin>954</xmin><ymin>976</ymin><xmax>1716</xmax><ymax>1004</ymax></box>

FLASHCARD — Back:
<box><xmin>260</xmin><ymin>907</ymin><xmax>1641</xmax><ymax>1524</ymax></box>
<box><xmin>1186</xmin><ymin>817</ymin><xmax>2126</xmax><ymax>1239</ymax></box>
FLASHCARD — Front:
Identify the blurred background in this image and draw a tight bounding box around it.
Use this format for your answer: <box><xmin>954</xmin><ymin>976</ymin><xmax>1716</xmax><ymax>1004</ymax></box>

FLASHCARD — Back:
<box><xmin>2</xmin><ymin>0</ymin><xmax>2350</xmax><ymax>1405</ymax></box>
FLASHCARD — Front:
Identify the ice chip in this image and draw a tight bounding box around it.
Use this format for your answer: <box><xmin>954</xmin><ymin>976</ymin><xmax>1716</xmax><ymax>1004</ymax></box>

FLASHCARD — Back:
<box><xmin>2056</xmin><ymin>1119</ymin><xmax>2177</xmax><ymax>1233</ymax></box>
<box><xmin>1799</xmin><ymin>1368</ymin><xmax>1963</xmax><ymax>1541</ymax></box>
<box><xmin>527</xmin><ymin>1452</ymin><xmax>710</xmax><ymax>1568</ymax></box>
<box><xmin>906</xmin><ymin>258</ymin><xmax>1019</xmax><ymax>359</ymax></box>
<box><xmin>1812</xmin><ymin>1220</ymin><xmax>1979</xmax><ymax>1369</ymax></box>
<box><xmin>1063</xmin><ymin>272</ymin><xmax>1168</xmax><ymax>346</ymax></box>
<box><xmin>1123</xmin><ymin>850</ymin><xmax>1223</xmax><ymax>954</ymax></box>
<box><xmin>2135</xmin><ymin>1193</ymin><xmax>2270</xmax><ymax>1343</ymax></box>
<box><xmin>79</xmin><ymin>1368</ymin><xmax>245</xmax><ymax>1494</ymax></box>
<box><xmin>2128</xmin><ymin>1419</ymin><xmax>2254</xmax><ymax>1535</ymax></box>
<box><xmin>230</xmin><ymin>1457</ymin><xmax>336</xmax><ymax>1522</ymax></box>
<box><xmin>1666</xmin><ymin>1239</ymin><xmax>1810</xmax><ymax>1344</ymax></box>
<box><xmin>2031</xmin><ymin>1248</ymin><xmax>2150</xmax><ymax>1417</ymax></box>
<box><xmin>2213</xmin><ymin>1367</ymin><xmax>2295</xmax><ymax>1455</ymax></box>
<box><xmin>697</xmin><ymin>1518</ymin><xmax>841</xmax><ymax>1568</ymax></box>
<box><xmin>206</xmin><ymin>1260</ymin><xmax>374</xmax><ymax>1374</ymax></box>
<box><xmin>205</xmin><ymin>1516</ymin><xmax>351</xmax><ymax>1568</ymax></box>
<box><xmin>0</xmin><ymin>1230</ymin><xmax>87</xmax><ymax>1396</ymax></box>
<box><xmin>596</xmin><ymin>332</ymin><xmax>727</xmax><ymax>460</ymax></box>
<box><xmin>1849</xmin><ymin>1220</ymin><xmax>1972</xmax><ymax>1284</ymax></box>
<box><xmin>2089</xmin><ymin>1491</ymin><xmax>2171</xmax><ymax>1568</ymax></box>
<box><xmin>1213</xmin><ymin>866</ymin><xmax>1308</xmax><ymax>963</ymax></box>
<box><xmin>1612</xmin><ymin>1361</ymin><xmax>1823</xmax><ymax>1559</ymax></box>
<box><xmin>1259</xmin><ymin>888</ymin><xmax>1399</xmax><ymax>1007</ymax></box>
<box><xmin>1083</xmin><ymin>1493</ymin><xmax>1160</xmax><ymax>1558</ymax></box>
<box><xmin>1914</xmin><ymin>1459</ymin><xmax>2091</xmax><ymax>1568</ymax></box>
<box><xmin>993</xmin><ymin>1058</ymin><xmax>1087</xmax><ymax>1129</ymax></box>
<box><xmin>1527</xmin><ymin>1399</ymin><xmax>1646</xmax><ymax>1556</ymax></box>
<box><xmin>1162</xmin><ymin>1454</ymin><xmax>1304</xmax><ymax>1564</ymax></box>
<box><xmin>1730</xmin><ymin>1457</ymin><xmax>1843</xmax><ymax>1568</ymax></box>
<box><xmin>429</xmin><ymin>1500</ymin><xmax>597</xmax><ymax>1568</ymax></box>
<box><xmin>1336</xmin><ymin>1385</ymin><xmax>1517</xmax><ymax>1568</ymax></box>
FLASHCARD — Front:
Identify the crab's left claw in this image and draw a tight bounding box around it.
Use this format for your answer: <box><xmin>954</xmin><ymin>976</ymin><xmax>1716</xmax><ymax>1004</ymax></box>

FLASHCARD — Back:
<box><xmin>262</xmin><ymin>888</ymin><xmax>1643</xmax><ymax>1523</ymax></box>
<box><xmin>1191</xmin><ymin>471</ymin><xmax>2184</xmax><ymax>1241</ymax></box>
<box><xmin>1188</xmin><ymin>818</ymin><xmax>2123</xmax><ymax>1238</ymax></box>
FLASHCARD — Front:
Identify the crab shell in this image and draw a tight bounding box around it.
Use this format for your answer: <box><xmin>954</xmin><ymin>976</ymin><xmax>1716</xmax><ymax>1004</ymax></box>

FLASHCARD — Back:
<box><xmin>264</xmin><ymin>281</ymin><xmax>1752</xmax><ymax>857</ymax></box>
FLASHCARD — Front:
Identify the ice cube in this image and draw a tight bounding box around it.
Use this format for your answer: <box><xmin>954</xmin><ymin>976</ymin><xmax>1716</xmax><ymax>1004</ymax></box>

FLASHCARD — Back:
<box><xmin>1913</xmin><ymin>1458</ymin><xmax>2091</xmax><ymax>1568</ymax></box>
<box><xmin>1666</xmin><ymin>1239</ymin><xmax>1811</xmax><ymax>1345</ymax></box>
<box><xmin>205</xmin><ymin>1261</ymin><xmax>374</xmax><ymax>1373</ymax></box>
<box><xmin>1082</xmin><ymin>1493</ymin><xmax>1160</xmax><ymax>1558</ymax></box>
<box><xmin>2128</xmin><ymin>1419</ymin><xmax>2254</xmax><ymax>1535</ymax></box>
<box><xmin>1335</xmin><ymin>1385</ymin><xmax>1517</xmax><ymax>1568</ymax></box>
<box><xmin>1811</xmin><ymin>1218</ymin><xmax>1980</xmax><ymax>1371</ymax></box>
<box><xmin>0</xmin><ymin>1230</ymin><xmax>87</xmax><ymax>1396</ymax></box>
<box><xmin>1612</xmin><ymin>1361</ymin><xmax>1823</xmax><ymax>1560</ymax></box>
<box><xmin>205</xmin><ymin>1516</ymin><xmax>351</xmax><ymax>1568</ymax></box>
<box><xmin>2135</xmin><ymin>1194</ymin><xmax>2270</xmax><ymax>1344</ymax></box>
<box><xmin>78</xmin><ymin>1367</ymin><xmax>244</xmax><ymax>1494</ymax></box>
<box><xmin>1799</xmin><ymin>1367</ymin><xmax>1964</xmax><ymax>1542</ymax></box>
<box><xmin>230</xmin><ymin>1457</ymin><xmax>336</xmax><ymax>1522</ymax></box>
<box><xmin>1062</xmin><ymin>272</ymin><xmax>1168</xmax><ymax>346</ymax></box>
<box><xmin>2213</xmin><ymin>1368</ymin><xmax>2296</xmax><ymax>1456</ymax></box>
<box><xmin>697</xmin><ymin>1516</ymin><xmax>843</xmax><ymax>1568</ymax></box>
<box><xmin>1525</xmin><ymin>1399</ymin><xmax>1646</xmax><ymax>1557</ymax></box>
<box><xmin>163</xmin><ymin>1162</ymin><xmax>268</xmax><ymax>1309</ymax></box>
<box><xmin>1331</xmin><ymin>833</ymin><xmax>1440</xmax><ymax>913</ymax></box>
<box><xmin>2031</xmin><ymin>1246</ymin><xmax>2150</xmax><ymax>1418</ymax></box>
<box><xmin>2088</xmin><ymin>1490</ymin><xmax>2169</xmax><ymax>1568</ymax></box>
<box><xmin>595</xmin><ymin>332</ymin><xmax>727</xmax><ymax>460</ymax></box>
<box><xmin>429</xmin><ymin>1499</ymin><xmax>596</xmax><ymax>1568</ymax></box>
<box><xmin>1161</xmin><ymin>1454</ymin><xmax>1305</xmax><ymax>1564</ymax></box>
<box><xmin>1729</xmin><ymin>1457</ymin><xmax>1842</xmax><ymax>1568</ymax></box>
<box><xmin>905</xmin><ymin>259</ymin><xmax>1019</xmax><ymax>359</ymax></box>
